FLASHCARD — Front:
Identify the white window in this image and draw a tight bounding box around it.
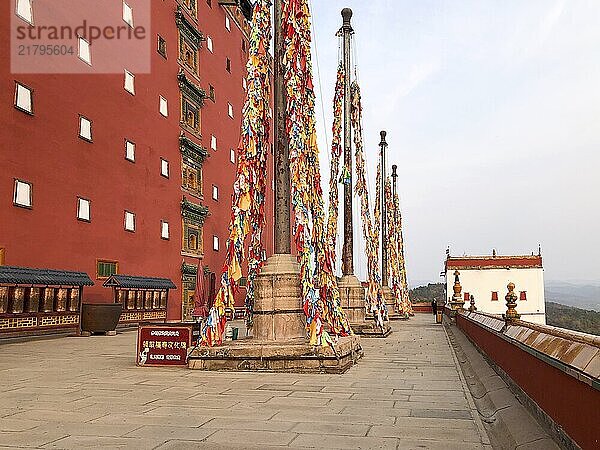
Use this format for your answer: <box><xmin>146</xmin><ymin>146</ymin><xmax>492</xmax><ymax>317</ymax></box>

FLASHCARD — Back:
<box><xmin>225</xmin><ymin>16</ymin><xmax>230</xmax><ymax>31</ymax></box>
<box><xmin>125</xmin><ymin>140</ymin><xmax>135</xmax><ymax>162</ymax></box>
<box><xmin>79</xmin><ymin>116</ymin><xmax>92</xmax><ymax>141</ymax></box>
<box><xmin>77</xmin><ymin>198</ymin><xmax>91</xmax><ymax>221</ymax></box>
<box><xmin>212</xmin><ymin>185</ymin><xmax>218</xmax><ymax>200</ymax></box>
<box><xmin>124</xmin><ymin>70</ymin><xmax>135</xmax><ymax>94</ymax></box>
<box><xmin>15</xmin><ymin>82</ymin><xmax>32</xmax><ymax>114</ymax></box>
<box><xmin>160</xmin><ymin>158</ymin><xmax>169</xmax><ymax>177</ymax></box>
<box><xmin>124</xmin><ymin>211</ymin><xmax>135</xmax><ymax>231</ymax></box>
<box><xmin>213</xmin><ymin>235</ymin><xmax>219</xmax><ymax>251</ymax></box>
<box><xmin>159</xmin><ymin>96</ymin><xmax>168</xmax><ymax>116</ymax></box>
<box><xmin>78</xmin><ymin>36</ymin><xmax>91</xmax><ymax>65</ymax></box>
<box><xmin>16</xmin><ymin>0</ymin><xmax>33</xmax><ymax>24</ymax></box>
<box><xmin>13</xmin><ymin>180</ymin><xmax>32</xmax><ymax>208</ymax></box>
<box><xmin>228</xmin><ymin>102</ymin><xmax>234</xmax><ymax>118</ymax></box>
<box><xmin>230</xmin><ymin>148</ymin><xmax>235</xmax><ymax>164</ymax></box>
<box><xmin>161</xmin><ymin>221</ymin><xmax>169</xmax><ymax>239</ymax></box>
<box><xmin>206</xmin><ymin>36</ymin><xmax>213</xmax><ymax>53</ymax></box>
<box><xmin>211</xmin><ymin>135</ymin><xmax>217</xmax><ymax>150</ymax></box>
<box><xmin>123</xmin><ymin>1</ymin><xmax>133</xmax><ymax>27</ymax></box>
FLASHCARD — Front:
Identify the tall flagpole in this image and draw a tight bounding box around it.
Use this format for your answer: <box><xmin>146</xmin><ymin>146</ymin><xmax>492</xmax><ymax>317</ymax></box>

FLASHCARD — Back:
<box><xmin>379</xmin><ymin>130</ymin><xmax>388</xmax><ymax>288</ymax></box>
<box><xmin>341</xmin><ymin>8</ymin><xmax>354</xmax><ymax>276</ymax></box>
<box><xmin>273</xmin><ymin>0</ymin><xmax>290</xmax><ymax>254</ymax></box>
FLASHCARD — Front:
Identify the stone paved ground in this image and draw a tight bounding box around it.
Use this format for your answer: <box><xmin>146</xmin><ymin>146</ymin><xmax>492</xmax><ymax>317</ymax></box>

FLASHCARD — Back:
<box><xmin>0</xmin><ymin>314</ymin><xmax>492</xmax><ymax>449</ymax></box>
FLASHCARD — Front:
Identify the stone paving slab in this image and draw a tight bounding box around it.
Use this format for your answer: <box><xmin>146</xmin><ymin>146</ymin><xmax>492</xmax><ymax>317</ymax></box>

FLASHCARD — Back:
<box><xmin>289</xmin><ymin>433</ymin><xmax>398</xmax><ymax>449</ymax></box>
<box><xmin>0</xmin><ymin>314</ymin><xmax>493</xmax><ymax>449</ymax></box>
<box><xmin>368</xmin><ymin>424</ymin><xmax>482</xmax><ymax>442</ymax></box>
<box><xmin>41</xmin><ymin>435</ymin><xmax>165</xmax><ymax>449</ymax></box>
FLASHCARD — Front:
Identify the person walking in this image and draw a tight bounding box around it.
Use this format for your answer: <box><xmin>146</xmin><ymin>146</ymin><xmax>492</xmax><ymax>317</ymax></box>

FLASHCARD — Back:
<box><xmin>431</xmin><ymin>298</ymin><xmax>438</xmax><ymax>317</ymax></box>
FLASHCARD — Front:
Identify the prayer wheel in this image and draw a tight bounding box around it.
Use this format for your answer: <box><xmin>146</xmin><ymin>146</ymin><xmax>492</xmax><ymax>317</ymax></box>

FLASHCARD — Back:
<box><xmin>117</xmin><ymin>289</ymin><xmax>126</xmax><ymax>306</ymax></box>
<box><xmin>127</xmin><ymin>290</ymin><xmax>135</xmax><ymax>310</ymax></box>
<box><xmin>12</xmin><ymin>287</ymin><xmax>26</xmax><ymax>313</ymax></box>
<box><xmin>153</xmin><ymin>291</ymin><xmax>160</xmax><ymax>309</ymax></box>
<box><xmin>42</xmin><ymin>288</ymin><xmax>55</xmax><ymax>312</ymax></box>
<box><xmin>160</xmin><ymin>291</ymin><xmax>167</xmax><ymax>308</ymax></box>
<box><xmin>68</xmin><ymin>288</ymin><xmax>80</xmax><ymax>312</ymax></box>
<box><xmin>136</xmin><ymin>290</ymin><xmax>144</xmax><ymax>309</ymax></box>
<box><xmin>28</xmin><ymin>287</ymin><xmax>41</xmax><ymax>312</ymax></box>
<box><xmin>55</xmin><ymin>288</ymin><xmax>68</xmax><ymax>311</ymax></box>
<box><xmin>144</xmin><ymin>290</ymin><xmax>152</xmax><ymax>309</ymax></box>
<box><xmin>0</xmin><ymin>286</ymin><xmax>9</xmax><ymax>313</ymax></box>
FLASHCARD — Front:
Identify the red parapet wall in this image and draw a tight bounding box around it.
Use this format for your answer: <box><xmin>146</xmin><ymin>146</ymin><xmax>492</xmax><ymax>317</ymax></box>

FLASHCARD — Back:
<box><xmin>411</xmin><ymin>303</ymin><xmax>433</xmax><ymax>313</ymax></box>
<box><xmin>456</xmin><ymin>314</ymin><xmax>600</xmax><ymax>449</ymax></box>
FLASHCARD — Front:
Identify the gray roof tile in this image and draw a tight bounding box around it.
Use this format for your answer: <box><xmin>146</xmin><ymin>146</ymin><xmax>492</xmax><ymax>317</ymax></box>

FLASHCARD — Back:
<box><xmin>103</xmin><ymin>274</ymin><xmax>176</xmax><ymax>290</ymax></box>
<box><xmin>0</xmin><ymin>266</ymin><xmax>94</xmax><ymax>286</ymax></box>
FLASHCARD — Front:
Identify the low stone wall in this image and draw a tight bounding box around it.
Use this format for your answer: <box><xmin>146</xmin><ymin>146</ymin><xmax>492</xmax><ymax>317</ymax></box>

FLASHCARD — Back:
<box><xmin>411</xmin><ymin>302</ymin><xmax>433</xmax><ymax>313</ymax></box>
<box><xmin>456</xmin><ymin>310</ymin><xmax>600</xmax><ymax>450</ymax></box>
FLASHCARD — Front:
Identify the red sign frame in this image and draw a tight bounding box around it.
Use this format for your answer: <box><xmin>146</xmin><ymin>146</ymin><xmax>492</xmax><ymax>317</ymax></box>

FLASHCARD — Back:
<box><xmin>136</xmin><ymin>323</ymin><xmax>192</xmax><ymax>367</ymax></box>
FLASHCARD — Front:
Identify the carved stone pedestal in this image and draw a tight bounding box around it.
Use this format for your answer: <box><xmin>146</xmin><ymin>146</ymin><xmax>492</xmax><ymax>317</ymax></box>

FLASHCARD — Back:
<box><xmin>252</xmin><ymin>254</ymin><xmax>305</xmax><ymax>340</ymax></box>
<box><xmin>338</xmin><ymin>275</ymin><xmax>392</xmax><ymax>338</ymax></box>
<box><xmin>338</xmin><ymin>274</ymin><xmax>365</xmax><ymax>324</ymax></box>
<box><xmin>188</xmin><ymin>334</ymin><xmax>363</xmax><ymax>373</ymax></box>
<box><xmin>188</xmin><ymin>254</ymin><xmax>363</xmax><ymax>373</ymax></box>
<box><xmin>351</xmin><ymin>321</ymin><xmax>392</xmax><ymax>338</ymax></box>
<box><xmin>382</xmin><ymin>285</ymin><xmax>407</xmax><ymax>320</ymax></box>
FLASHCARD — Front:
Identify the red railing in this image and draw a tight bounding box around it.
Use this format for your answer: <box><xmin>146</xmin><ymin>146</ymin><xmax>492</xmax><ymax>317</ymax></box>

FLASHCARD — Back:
<box><xmin>456</xmin><ymin>311</ymin><xmax>600</xmax><ymax>449</ymax></box>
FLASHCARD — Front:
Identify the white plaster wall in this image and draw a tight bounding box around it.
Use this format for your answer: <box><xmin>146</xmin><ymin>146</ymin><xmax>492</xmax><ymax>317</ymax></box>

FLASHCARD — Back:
<box><xmin>446</xmin><ymin>267</ymin><xmax>546</xmax><ymax>325</ymax></box>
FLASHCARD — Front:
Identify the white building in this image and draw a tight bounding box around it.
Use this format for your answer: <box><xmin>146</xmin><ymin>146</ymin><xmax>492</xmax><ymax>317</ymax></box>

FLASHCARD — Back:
<box><xmin>444</xmin><ymin>252</ymin><xmax>546</xmax><ymax>324</ymax></box>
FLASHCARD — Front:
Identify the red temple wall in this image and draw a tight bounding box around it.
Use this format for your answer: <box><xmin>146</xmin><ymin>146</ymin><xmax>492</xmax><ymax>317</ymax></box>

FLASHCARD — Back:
<box><xmin>0</xmin><ymin>1</ymin><xmax>272</xmax><ymax>320</ymax></box>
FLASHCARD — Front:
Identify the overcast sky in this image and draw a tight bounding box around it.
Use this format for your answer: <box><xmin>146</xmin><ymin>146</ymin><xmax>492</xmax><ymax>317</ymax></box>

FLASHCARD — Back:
<box><xmin>307</xmin><ymin>0</ymin><xmax>600</xmax><ymax>284</ymax></box>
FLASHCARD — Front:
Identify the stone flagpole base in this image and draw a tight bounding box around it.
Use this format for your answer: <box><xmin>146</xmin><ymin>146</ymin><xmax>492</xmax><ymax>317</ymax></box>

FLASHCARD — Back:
<box><xmin>188</xmin><ymin>254</ymin><xmax>363</xmax><ymax>373</ymax></box>
<box><xmin>382</xmin><ymin>285</ymin><xmax>408</xmax><ymax>321</ymax></box>
<box><xmin>339</xmin><ymin>275</ymin><xmax>392</xmax><ymax>338</ymax></box>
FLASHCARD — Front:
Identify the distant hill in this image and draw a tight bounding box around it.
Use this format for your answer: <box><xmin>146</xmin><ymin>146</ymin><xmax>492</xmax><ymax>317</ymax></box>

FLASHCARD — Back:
<box><xmin>410</xmin><ymin>283</ymin><xmax>444</xmax><ymax>303</ymax></box>
<box><xmin>545</xmin><ymin>281</ymin><xmax>600</xmax><ymax>312</ymax></box>
<box><xmin>545</xmin><ymin>302</ymin><xmax>600</xmax><ymax>336</ymax></box>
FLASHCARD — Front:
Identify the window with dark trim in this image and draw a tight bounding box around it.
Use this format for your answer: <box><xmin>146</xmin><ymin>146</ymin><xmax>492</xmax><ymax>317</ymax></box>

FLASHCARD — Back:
<box><xmin>182</xmin><ymin>165</ymin><xmax>202</xmax><ymax>197</ymax></box>
<box><xmin>181</xmin><ymin>95</ymin><xmax>200</xmax><ymax>134</ymax></box>
<box><xmin>78</xmin><ymin>115</ymin><xmax>92</xmax><ymax>142</ymax></box>
<box><xmin>97</xmin><ymin>260</ymin><xmax>118</xmax><ymax>279</ymax></box>
<box><xmin>491</xmin><ymin>291</ymin><xmax>498</xmax><ymax>301</ymax></box>
<box><xmin>183</xmin><ymin>222</ymin><xmax>202</xmax><ymax>254</ymax></box>
<box><xmin>161</xmin><ymin>158</ymin><xmax>170</xmax><ymax>178</ymax></box>
<box><xmin>125</xmin><ymin>139</ymin><xmax>135</xmax><ymax>162</ymax></box>
<box><xmin>124</xmin><ymin>210</ymin><xmax>135</xmax><ymax>232</ymax></box>
<box><xmin>520</xmin><ymin>291</ymin><xmax>527</xmax><ymax>301</ymax></box>
<box><xmin>226</xmin><ymin>57</ymin><xmax>231</xmax><ymax>73</ymax></box>
<box><xmin>14</xmin><ymin>82</ymin><xmax>33</xmax><ymax>114</ymax></box>
<box><xmin>157</xmin><ymin>35</ymin><xmax>167</xmax><ymax>59</ymax></box>
<box><xmin>180</xmin><ymin>0</ymin><xmax>197</xmax><ymax>19</ymax></box>
<box><xmin>13</xmin><ymin>179</ymin><xmax>32</xmax><ymax>208</ymax></box>
<box><xmin>178</xmin><ymin>30</ymin><xmax>198</xmax><ymax>74</ymax></box>
<box><xmin>77</xmin><ymin>197</ymin><xmax>91</xmax><ymax>222</ymax></box>
<box><xmin>16</xmin><ymin>0</ymin><xmax>33</xmax><ymax>24</ymax></box>
<box><xmin>161</xmin><ymin>221</ymin><xmax>170</xmax><ymax>240</ymax></box>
